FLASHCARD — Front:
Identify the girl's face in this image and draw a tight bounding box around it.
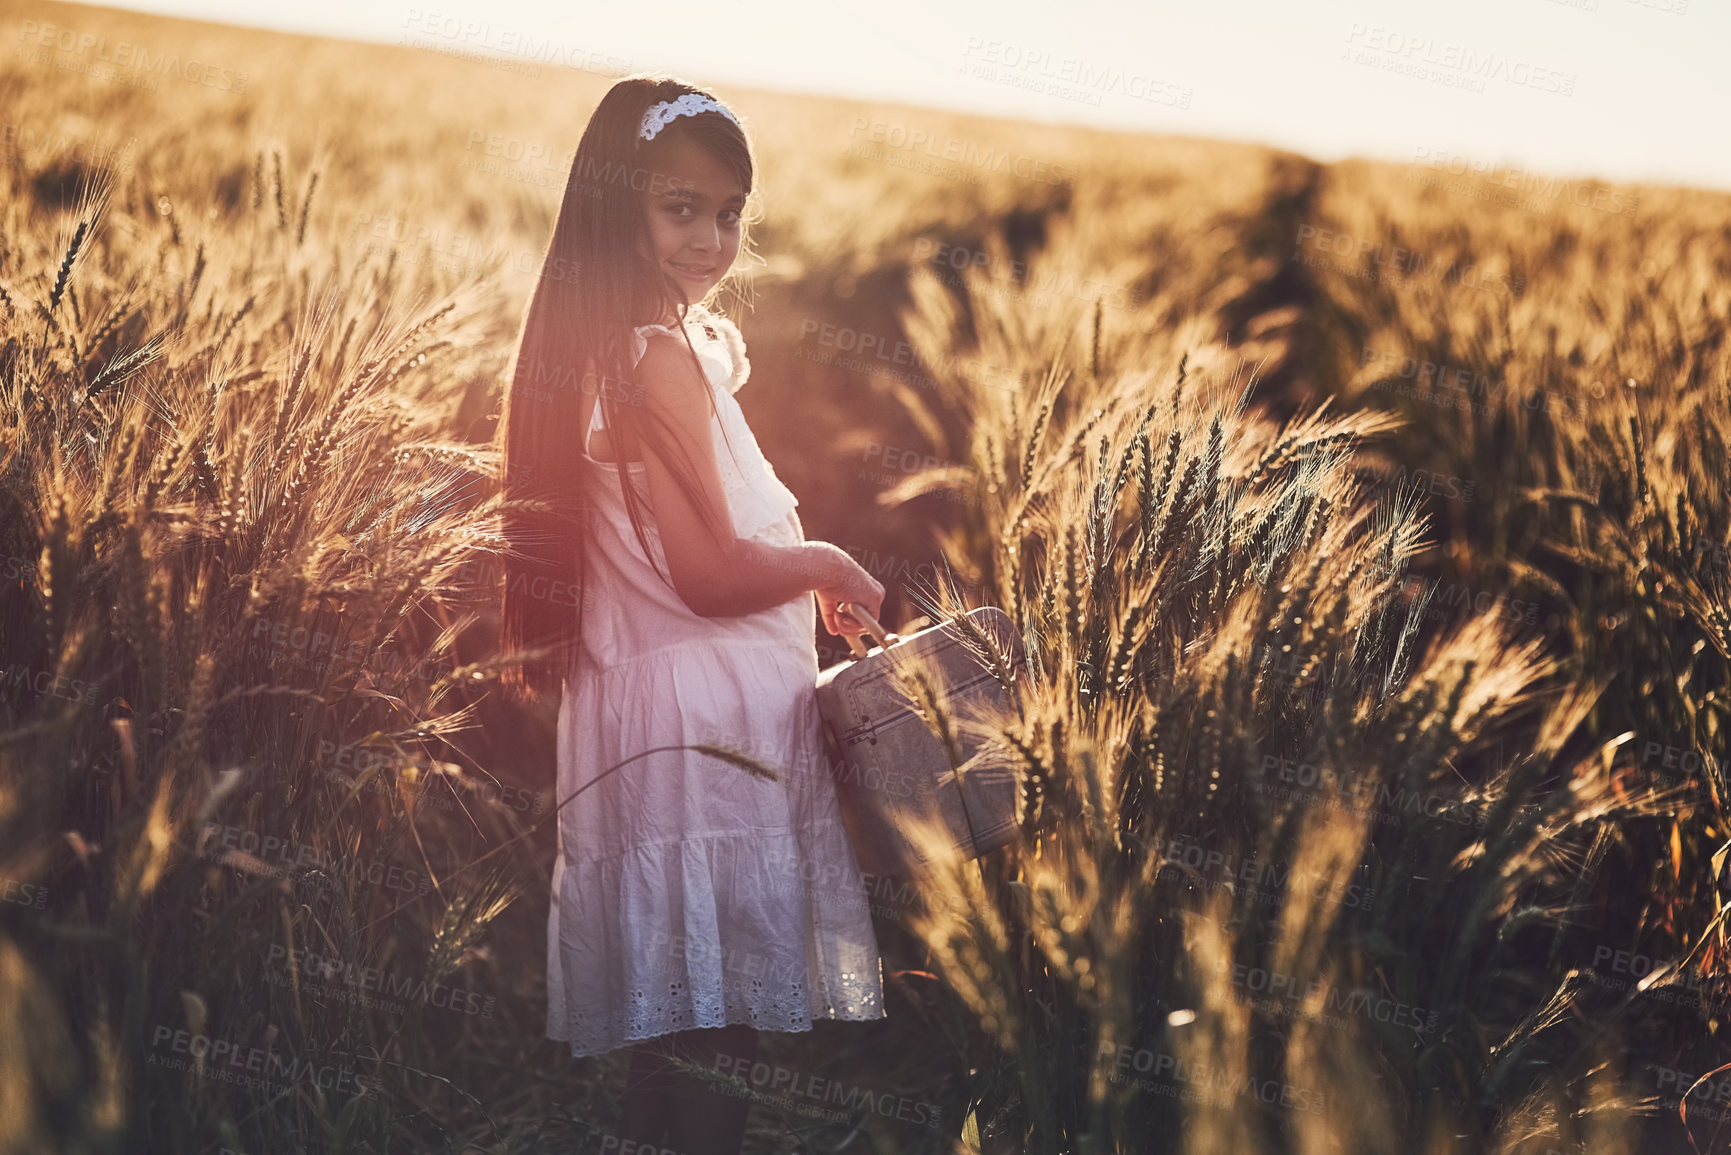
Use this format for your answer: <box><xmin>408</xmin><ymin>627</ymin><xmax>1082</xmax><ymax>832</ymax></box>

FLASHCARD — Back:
<box><xmin>640</xmin><ymin>133</ymin><xmax>747</xmax><ymax>307</ymax></box>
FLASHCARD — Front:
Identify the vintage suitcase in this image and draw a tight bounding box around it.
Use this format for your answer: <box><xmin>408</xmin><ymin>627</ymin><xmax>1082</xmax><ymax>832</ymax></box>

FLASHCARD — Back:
<box><xmin>815</xmin><ymin>602</ymin><xmax>1030</xmax><ymax>879</ymax></box>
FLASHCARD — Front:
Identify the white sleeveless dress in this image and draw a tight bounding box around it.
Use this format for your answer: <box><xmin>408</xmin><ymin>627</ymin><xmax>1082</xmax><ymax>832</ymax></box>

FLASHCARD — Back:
<box><xmin>545</xmin><ymin>303</ymin><xmax>886</xmax><ymax>1059</ymax></box>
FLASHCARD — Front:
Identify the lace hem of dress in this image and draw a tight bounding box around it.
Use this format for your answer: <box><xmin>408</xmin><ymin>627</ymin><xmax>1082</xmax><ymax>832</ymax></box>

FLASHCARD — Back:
<box><xmin>549</xmin><ymin>976</ymin><xmax>886</xmax><ymax>1059</ymax></box>
<box><xmin>546</xmin><ymin>828</ymin><xmax>888</xmax><ymax>1058</ymax></box>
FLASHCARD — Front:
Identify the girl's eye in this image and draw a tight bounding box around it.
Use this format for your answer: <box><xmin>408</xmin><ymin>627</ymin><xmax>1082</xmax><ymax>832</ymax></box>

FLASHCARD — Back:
<box><xmin>668</xmin><ymin>205</ymin><xmax>742</xmax><ymax>227</ymax></box>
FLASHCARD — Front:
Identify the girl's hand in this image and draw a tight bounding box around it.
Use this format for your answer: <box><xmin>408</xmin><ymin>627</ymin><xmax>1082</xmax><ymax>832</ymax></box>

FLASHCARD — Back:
<box><xmin>817</xmin><ymin>588</ymin><xmax>886</xmax><ymax>641</ymax></box>
<box><xmin>811</xmin><ymin>547</ymin><xmax>884</xmax><ymax>639</ymax></box>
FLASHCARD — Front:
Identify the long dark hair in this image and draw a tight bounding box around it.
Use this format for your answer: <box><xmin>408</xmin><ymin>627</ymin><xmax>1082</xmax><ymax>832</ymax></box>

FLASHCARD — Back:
<box><xmin>497</xmin><ymin>75</ymin><xmax>760</xmax><ymax>702</ymax></box>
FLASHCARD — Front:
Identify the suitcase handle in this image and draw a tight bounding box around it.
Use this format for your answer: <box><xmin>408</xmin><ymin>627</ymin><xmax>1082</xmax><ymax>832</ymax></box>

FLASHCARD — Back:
<box><xmin>836</xmin><ymin>601</ymin><xmax>901</xmax><ymax>659</ymax></box>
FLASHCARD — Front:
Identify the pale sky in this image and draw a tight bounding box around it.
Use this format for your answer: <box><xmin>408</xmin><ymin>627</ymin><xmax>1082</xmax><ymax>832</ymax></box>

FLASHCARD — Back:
<box><xmin>75</xmin><ymin>0</ymin><xmax>1731</xmax><ymax>192</ymax></box>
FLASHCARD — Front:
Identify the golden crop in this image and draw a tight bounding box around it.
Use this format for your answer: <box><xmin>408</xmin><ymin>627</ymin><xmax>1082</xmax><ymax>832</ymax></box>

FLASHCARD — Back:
<box><xmin>1</xmin><ymin>1</ymin><xmax>1726</xmax><ymax>1151</ymax></box>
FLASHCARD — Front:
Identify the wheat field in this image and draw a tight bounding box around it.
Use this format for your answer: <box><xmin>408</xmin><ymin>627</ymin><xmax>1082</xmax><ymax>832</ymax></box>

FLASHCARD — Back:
<box><xmin>2</xmin><ymin>1</ymin><xmax>1728</xmax><ymax>1153</ymax></box>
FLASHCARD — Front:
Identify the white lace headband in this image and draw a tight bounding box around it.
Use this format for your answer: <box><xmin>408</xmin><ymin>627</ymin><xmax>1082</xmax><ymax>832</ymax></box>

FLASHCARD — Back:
<box><xmin>638</xmin><ymin>93</ymin><xmax>740</xmax><ymax>142</ymax></box>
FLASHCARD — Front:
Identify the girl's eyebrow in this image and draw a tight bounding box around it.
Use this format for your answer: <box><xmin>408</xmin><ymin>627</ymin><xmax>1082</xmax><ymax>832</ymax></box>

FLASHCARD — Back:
<box><xmin>658</xmin><ymin>185</ymin><xmax>748</xmax><ymax>206</ymax></box>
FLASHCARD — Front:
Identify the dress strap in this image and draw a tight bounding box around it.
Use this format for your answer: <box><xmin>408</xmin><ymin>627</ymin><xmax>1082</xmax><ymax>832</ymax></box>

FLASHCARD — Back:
<box><xmin>583</xmin><ymin>390</ymin><xmax>607</xmax><ymax>459</ymax></box>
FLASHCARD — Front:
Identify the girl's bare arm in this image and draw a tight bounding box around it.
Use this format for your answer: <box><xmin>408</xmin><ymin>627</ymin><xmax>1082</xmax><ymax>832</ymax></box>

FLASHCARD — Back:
<box><xmin>633</xmin><ymin>335</ymin><xmax>855</xmax><ymax>618</ymax></box>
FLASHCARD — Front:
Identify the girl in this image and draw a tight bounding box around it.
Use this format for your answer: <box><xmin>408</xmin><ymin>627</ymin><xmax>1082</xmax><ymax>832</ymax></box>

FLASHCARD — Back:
<box><xmin>498</xmin><ymin>76</ymin><xmax>890</xmax><ymax>1153</ymax></box>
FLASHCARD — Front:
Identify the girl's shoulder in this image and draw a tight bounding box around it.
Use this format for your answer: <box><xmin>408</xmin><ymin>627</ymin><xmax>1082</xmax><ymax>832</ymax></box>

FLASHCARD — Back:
<box><xmin>634</xmin><ymin>305</ymin><xmax>750</xmax><ymax>395</ymax></box>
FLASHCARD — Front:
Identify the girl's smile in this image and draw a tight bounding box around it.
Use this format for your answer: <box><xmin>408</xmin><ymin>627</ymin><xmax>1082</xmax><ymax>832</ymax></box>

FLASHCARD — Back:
<box><xmin>642</xmin><ymin>134</ymin><xmax>746</xmax><ymax>308</ymax></box>
<box><xmin>668</xmin><ymin>258</ymin><xmax>716</xmax><ymax>285</ymax></box>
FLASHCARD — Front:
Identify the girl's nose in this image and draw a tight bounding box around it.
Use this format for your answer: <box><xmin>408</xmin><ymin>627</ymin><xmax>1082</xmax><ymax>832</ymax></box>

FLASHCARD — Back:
<box><xmin>690</xmin><ymin>221</ymin><xmax>721</xmax><ymax>253</ymax></box>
